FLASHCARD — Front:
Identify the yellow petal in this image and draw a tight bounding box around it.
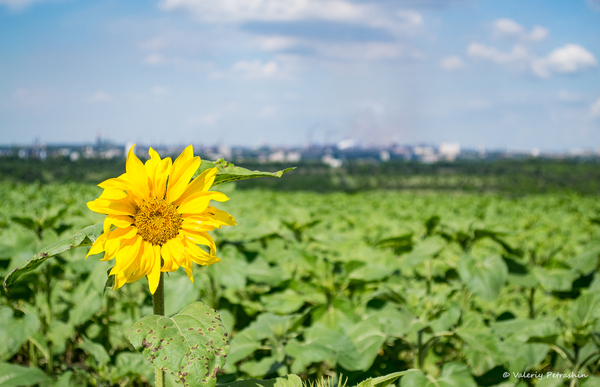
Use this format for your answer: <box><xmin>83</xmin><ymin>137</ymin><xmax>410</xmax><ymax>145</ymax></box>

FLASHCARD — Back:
<box><xmin>87</xmin><ymin>198</ymin><xmax>136</xmax><ymax>216</ymax></box>
<box><xmin>145</xmin><ymin>148</ymin><xmax>172</xmax><ymax>199</ymax></box>
<box><xmin>181</xmin><ymin>237</ymin><xmax>220</xmax><ymax>266</ymax></box>
<box><xmin>103</xmin><ymin>215</ymin><xmax>133</xmax><ymax>233</ymax></box>
<box><xmin>86</xmin><ymin>232</ymin><xmax>108</xmax><ymax>258</ymax></box>
<box><xmin>98</xmin><ymin>174</ymin><xmax>132</xmax><ymax>192</ymax></box>
<box><xmin>160</xmin><ymin>240</ymin><xmax>180</xmax><ymax>273</ymax></box>
<box><xmin>147</xmin><ymin>244</ymin><xmax>162</xmax><ymax>294</ymax></box>
<box><xmin>173</xmin><ymin>167</ymin><xmax>218</xmax><ymax>206</ymax></box>
<box><xmin>125</xmin><ymin>145</ymin><xmax>150</xmax><ymax>200</ymax></box>
<box><xmin>103</xmin><ymin>226</ymin><xmax>137</xmax><ymax>260</ymax></box>
<box><xmin>183</xmin><ymin>207</ymin><xmax>237</xmax><ymax>230</ymax></box>
<box><xmin>167</xmin><ymin>158</ymin><xmax>201</xmax><ymax>203</ymax></box>
<box><xmin>177</xmin><ymin>191</ymin><xmax>229</xmax><ymax>214</ymax></box>
<box><xmin>181</xmin><ymin>229</ymin><xmax>216</xmax><ymax>255</ymax></box>
<box><xmin>113</xmin><ymin>271</ymin><xmax>128</xmax><ymax>290</ymax></box>
<box><xmin>110</xmin><ymin>235</ymin><xmax>143</xmax><ymax>274</ymax></box>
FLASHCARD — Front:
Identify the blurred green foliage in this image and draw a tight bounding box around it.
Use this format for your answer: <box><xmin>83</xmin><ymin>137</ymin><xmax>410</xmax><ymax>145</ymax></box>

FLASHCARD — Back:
<box><xmin>0</xmin><ymin>180</ymin><xmax>599</xmax><ymax>386</ymax></box>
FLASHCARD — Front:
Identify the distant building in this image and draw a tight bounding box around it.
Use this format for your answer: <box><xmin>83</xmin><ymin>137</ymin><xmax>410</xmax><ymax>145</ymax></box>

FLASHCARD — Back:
<box><xmin>439</xmin><ymin>142</ymin><xmax>460</xmax><ymax>161</ymax></box>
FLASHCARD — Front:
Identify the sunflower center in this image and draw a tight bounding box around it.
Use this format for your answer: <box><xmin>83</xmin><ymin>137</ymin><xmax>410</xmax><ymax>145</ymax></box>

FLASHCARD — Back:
<box><xmin>134</xmin><ymin>198</ymin><xmax>182</xmax><ymax>246</ymax></box>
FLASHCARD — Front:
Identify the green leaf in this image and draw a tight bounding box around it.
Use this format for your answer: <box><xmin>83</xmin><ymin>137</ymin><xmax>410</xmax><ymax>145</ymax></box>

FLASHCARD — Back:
<box><xmin>207</xmin><ymin>245</ymin><xmax>248</xmax><ymax>290</ymax></box>
<box><xmin>457</xmin><ymin>254</ymin><xmax>507</xmax><ymax>302</ymax></box>
<box><xmin>284</xmin><ymin>339</ymin><xmax>335</xmax><ymax>374</ymax></box>
<box><xmin>238</xmin><ymin>356</ymin><xmax>281</xmax><ymax>378</ymax></box>
<box><xmin>531</xmin><ymin>267</ymin><xmax>577</xmax><ymax>292</ymax></box>
<box><xmin>400</xmin><ymin>362</ymin><xmax>477</xmax><ymax>387</ymax></box>
<box><xmin>3</xmin><ymin>222</ymin><xmax>103</xmax><ymax>291</ymax></box>
<box><xmin>0</xmin><ymin>306</ymin><xmax>40</xmax><ymax>361</ymax></box>
<box><xmin>348</xmin><ymin>263</ymin><xmax>391</xmax><ymax>282</ymax></box>
<box><xmin>346</xmin><ymin>316</ymin><xmax>387</xmax><ymax>371</ymax></box>
<box><xmin>304</xmin><ymin>326</ymin><xmax>362</xmax><ymax>371</ymax></box>
<box><xmin>195</xmin><ymin>159</ymin><xmax>295</xmax><ymax>186</ymax></box>
<box><xmin>247</xmin><ymin>256</ymin><xmax>289</xmax><ymax>287</ymax></box>
<box><xmin>227</xmin><ymin>329</ymin><xmax>261</xmax><ymax>365</ymax></box>
<box><xmin>0</xmin><ymin>362</ymin><xmax>52</xmax><ymax>387</ymax></box>
<box><xmin>127</xmin><ymin>302</ymin><xmax>229</xmax><ymax>387</ymax></box>
<box><xmin>570</xmin><ymin>242</ymin><xmax>600</xmax><ymax>275</ymax></box>
<box><xmin>570</xmin><ymin>292</ymin><xmax>600</xmax><ymax>328</ymax></box>
<box><xmin>581</xmin><ymin>376</ymin><xmax>600</xmax><ymax>387</ymax></box>
<box><xmin>357</xmin><ymin>370</ymin><xmax>420</xmax><ymax>387</ymax></box>
<box><xmin>261</xmin><ymin>289</ymin><xmax>306</xmax><ymax>315</ymax></box>
<box><xmin>79</xmin><ymin>335</ymin><xmax>109</xmax><ymax>367</ymax></box>
<box><xmin>10</xmin><ymin>216</ymin><xmax>37</xmax><ymax>232</ymax></box>
<box><xmin>111</xmin><ymin>352</ymin><xmax>154</xmax><ymax>383</ymax></box>
<box><xmin>164</xmin><ymin>274</ymin><xmax>202</xmax><ymax>317</ymax></box>
<box><xmin>217</xmin><ymin>374</ymin><xmax>302</xmax><ymax>387</ymax></box>
<box><xmin>403</xmin><ymin>237</ymin><xmax>445</xmax><ymax>267</ymax></box>
<box><xmin>54</xmin><ymin>371</ymin><xmax>73</xmax><ymax>387</ymax></box>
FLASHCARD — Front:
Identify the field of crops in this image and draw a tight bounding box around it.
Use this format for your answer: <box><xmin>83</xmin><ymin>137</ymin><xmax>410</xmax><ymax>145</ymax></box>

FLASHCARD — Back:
<box><xmin>1</xmin><ymin>180</ymin><xmax>600</xmax><ymax>387</ymax></box>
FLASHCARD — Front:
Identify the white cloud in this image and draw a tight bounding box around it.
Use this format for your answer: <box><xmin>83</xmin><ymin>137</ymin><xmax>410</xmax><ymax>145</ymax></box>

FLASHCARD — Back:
<box><xmin>87</xmin><ymin>91</ymin><xmax>112</xmax><ymax>103</ymax></box>
<box><xmin>529</xmin><ymin>26</ymin><xmax>549</xmax><ymax>42</ymax></box>
<box><xmin>316</xmin><ymin>42</ymin><xmax>402</xmax><ymax>60</ymax></box>
<box><xmin>467</xmin><ymin>43</ymin><xmax>528</xmax><ymax>64</ymax></box>
<box><xmin>557</xmin><ymin>90</ymin><xmax>582</xmax><ymax>102</ymax></box>
<box><xmin>531</xmin><ymin>44</ymin><xmax>598</xmax><ymax>78</ymax></box>
<box><xmin>591</xmin><ymin>97</ymin><xmax>600</xmax><ymax>118</ymax></box>
<box><xmin>466</xmin><ymin>98</ymin><xmax>491</xmax><ymax>110</ymax></box>
<box><xmin>11</xmin><ymin>87</ymin><xmax>50</xmax><ymax>107</ymax></box>
<box><xmin>492</xmin><ymin>18</ymin><xmax>548</xmax><ymax>42</ymax></box>
<box><xmin>257</xmin><ymin>36</ymin><xmax>300</xmax><ymax>51</ymax></box>
<box><xmin>143</xmin><ymin>53</ymin><xmax>214</xmax><ymax>72</ymax></box>
<box><xmin>232</xmin><ymin>59</ymin><xmax>282</xmax><ymax>78</ymax></box>
<box><xmin>151</xmin><ymin>86</ymin><xmax>169</xmax><ymax>95</ymax></box>
<box><xmin>186</xmin><ymin>113</ymin><xmax>220</xmax><ymax>125</ymax></box>
<box><xmin>144</xmin><ymin>54</ymin><xmax>165</xmax><ymax>65</ymax></box>
<box><xmin>439</xmin><ymin>55</ymin><xmax>464</xmax><ymax>70</ymax></box>
<box><xmin>0</xmin><ymin>0</ymin><xmax>49</xmax><ymax>10</ymax></box>
<box><xmin>161</xmin><ymin>0</ymin><xmax>368</xmax><ymax>23</ymax></box>
<box><xmin>259</xmin><ymin>105</ymin><xmax>276</xmax><ymax>118</ymax></box>
<box><xmin>587</xmin><ymin>0</ymin><xmax>600</xmax><ymax>11</ymax></box>
<box><xmin>160</xmin><ymin>0</ymin><xmax>423</xmax><ymax>37</ymax></box>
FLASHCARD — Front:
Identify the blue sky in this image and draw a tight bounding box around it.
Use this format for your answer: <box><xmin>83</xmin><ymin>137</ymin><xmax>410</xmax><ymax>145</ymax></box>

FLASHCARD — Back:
<box><xmin>1</xmin><ymin>0</ymin><xmax>599</xmax><ymax>150</ymax></box>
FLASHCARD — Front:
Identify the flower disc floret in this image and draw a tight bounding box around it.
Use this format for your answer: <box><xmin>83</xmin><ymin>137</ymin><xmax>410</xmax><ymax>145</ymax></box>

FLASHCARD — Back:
<box><xmin>86</xmin><ymin>145</ymin><xmax>236</xmax><ymax>294</ymax></box>
<box><xmin>134</xmin><ymin>198</ymin><xmax>182</xmax><ymax>246</ymax></box>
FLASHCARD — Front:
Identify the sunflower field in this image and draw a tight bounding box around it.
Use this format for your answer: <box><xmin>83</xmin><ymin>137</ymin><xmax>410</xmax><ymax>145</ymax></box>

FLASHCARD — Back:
<box><xmin>1</xmin><ymin>161</ymin><xmax>600</xmax><ymax>386</ymax></box>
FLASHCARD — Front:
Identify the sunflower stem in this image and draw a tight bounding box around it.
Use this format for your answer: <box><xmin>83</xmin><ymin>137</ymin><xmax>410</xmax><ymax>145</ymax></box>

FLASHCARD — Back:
<box><xmin>152</xmin><ymin>272</ymin><xmax>165</xmax><ymax>387</ymax></box>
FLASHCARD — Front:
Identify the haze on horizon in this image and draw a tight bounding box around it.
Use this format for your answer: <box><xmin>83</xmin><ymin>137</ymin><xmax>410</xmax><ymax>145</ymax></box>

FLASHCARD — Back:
<box><xmin>1</xmin><ymin>0</ymin><xmax>599</xmax><ymax>151</ymax></box>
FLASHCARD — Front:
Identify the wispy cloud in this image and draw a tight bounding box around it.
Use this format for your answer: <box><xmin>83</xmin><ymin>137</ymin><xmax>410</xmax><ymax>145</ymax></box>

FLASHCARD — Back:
<box><xmin>162</xmin><ymin>0</ymin><xmax>382</xmax><ymax>25</ymax></box>
<box><xmin>587</xmin><ymin>0</ymin><xmax>600</xmax><ymax>11</ymax></box>
<box><xmin>557</xmin><ymin>90</ymin><xmax>583</xmax><ymax>102</ymax></box>
<box><xmin>439</xmin><ymin>55</ymin><xmax>465</xmax><ymax>70</ymax></box>
<box><xmin>492</xmin><ymin>18</ymin><xmax>548</xmax><ymax>42</ymax></box>
<box><xmin>591</xmin><ymin>97</ymin><xmax>600</xmax><ymax>118</ymax></box>
<box><xmin>86</xmin><ymin>91</ymin><xmax>112</xmax><ymax>103</ymax></box>
<box><xmin>143</xmin><ymin>53</ymin><xmax>214</xmax><ymax>72</ymax></box>
<box><xmin>232</xmin><ymin>59</ymin><xmax>281</xmax><ymax>79</ymax></box>
<box><xmin>159</xmin><ymin>0</ymin><xmax>425</xmax><ymax>40</ymax></box>
<box><xmin>467</xmin><ymin>43</ymin><xmax>528</xmax><ymax>64</ymax></box>
<box><xmin>0</xmin><ymin>0</ymin><xmax>49</xmax><ymax>11</ymax></box>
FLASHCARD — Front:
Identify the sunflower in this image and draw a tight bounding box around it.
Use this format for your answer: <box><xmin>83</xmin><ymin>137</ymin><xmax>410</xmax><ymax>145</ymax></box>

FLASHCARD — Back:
<box><xmin>86</xmin><ymin>145</ymin><xmax>236</xmax><ymax>294</ymax></box>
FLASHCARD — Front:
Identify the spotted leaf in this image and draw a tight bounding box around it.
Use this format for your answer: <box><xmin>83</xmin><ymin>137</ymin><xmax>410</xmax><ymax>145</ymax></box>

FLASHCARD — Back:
<box><xmin>127</xmin><ymin>302</ymin><xmax>229</xmax><ymax>387</ymax></box>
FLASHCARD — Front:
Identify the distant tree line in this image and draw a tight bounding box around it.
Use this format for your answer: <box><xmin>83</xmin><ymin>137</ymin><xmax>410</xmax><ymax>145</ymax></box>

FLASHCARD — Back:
<box><xmin>2</xmin><ymin>156</ymin><xmax>600</xmax><ymax>195</ymax></box>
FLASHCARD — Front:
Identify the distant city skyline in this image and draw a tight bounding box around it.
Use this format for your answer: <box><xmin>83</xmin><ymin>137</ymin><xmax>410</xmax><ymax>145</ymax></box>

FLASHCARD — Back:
<box><xmin>1</xmin><ymin>0</ymin><xmax>599</xmax><ymax>150</ymax></box>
